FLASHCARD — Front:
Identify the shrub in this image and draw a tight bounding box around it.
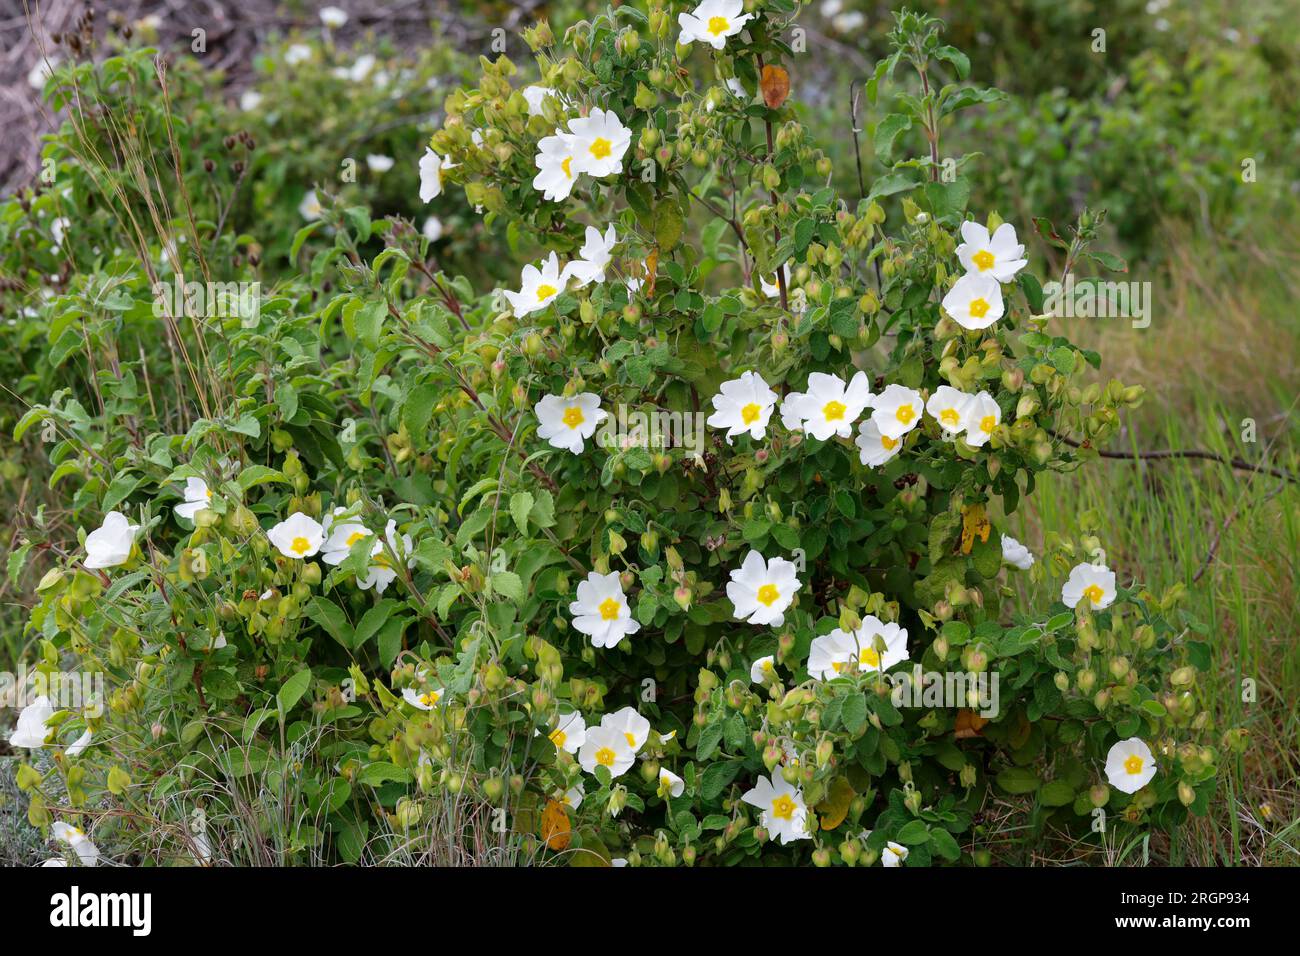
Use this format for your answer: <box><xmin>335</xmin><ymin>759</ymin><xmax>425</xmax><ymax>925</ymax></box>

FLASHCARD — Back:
<box><xmin>6</xmin><ymin>2</ymin><xmax>1226</xmax><ymax>866</ymax></box>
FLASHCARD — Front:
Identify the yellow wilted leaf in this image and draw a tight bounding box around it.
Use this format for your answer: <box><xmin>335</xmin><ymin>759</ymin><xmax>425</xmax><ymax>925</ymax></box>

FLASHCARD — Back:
<box><xmin>960</xmin><ymin>503</ymin><xmax>990</xmax><ymax>555</ymax></box>
<box><xmin>760</xmin><ymin>64</ymin><xmax>791</xmax><ymax>109</ymax></box>
<box><xmin>954</xmin><ymin>708</ymin><xmax>989</xmax><ymax>739</ymax></box>
<box><xmin>539</xmin><ymin>798</ymin><xmax>571</xmax><ymax>851</ymax></box>
<box><xmin>644</xmin><ymin>249</ymin><xmax>658</xmax><ymax>297</ymax></box>
<box><xmin>815</xmin><ymin>776</ymin><xmax>855</xmax><ymax>831</ymax></box>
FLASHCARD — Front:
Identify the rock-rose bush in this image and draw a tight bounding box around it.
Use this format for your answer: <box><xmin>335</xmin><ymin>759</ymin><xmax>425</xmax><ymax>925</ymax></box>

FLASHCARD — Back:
<box><xmin>7</xmin><ymin>3</ymin><xmax>1228</xmax><ymax>866</ymax></box>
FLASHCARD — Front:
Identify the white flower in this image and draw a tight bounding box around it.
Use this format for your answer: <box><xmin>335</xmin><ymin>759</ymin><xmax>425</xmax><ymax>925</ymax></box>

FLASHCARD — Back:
<box><xmin>522</xmin><ymin>85</ymin><xmax>562</xmax><ymax>116</ymax></box>
<box><xmin>422</xmin><ymin>216</ymin><xmax>444</xmax><ymax>241</ymax></box>
<box><xmin>418</xmin><ymin>148</ymin><xmax>456</xmax><ymax>203</ymax></box>
<box><xmin>855</xmin><ymin>418</ymin><xmax>904</xmax><ymax>467</ymax></box>
<box><xmin>963</xmin><ymin>391</ymin><xmax>1001</xmax><ymax>448</ymax></box>
<box><xmin>503</xmin><ymin>252</ymin><xmax>567</xmax><ymax>317</ymax></box>
<box><xmin>1001</xmin><ymin>534</ymin><xmax>1034</xmax><ymax>570</ymax></box>
<box><xmin>1105</xmin><ymin>737</ymin><xmax>1157</xmax><ymax>794</ymax></box>
<box><xmin>869</xmin><ymin>384</ymin><xmax>925</xmax><ymax>441</ymax></box>
<box><xmin>707</xmin><ymin>371</ymin><xmax>778</xmax><ymax>444</ymax></box>
<box><xmin>9</xmin><ymin>696</ymin><xmax>54</xmax><ymax>749</ymax></box>
<box><xmin>567</xmin><ymin>108</ymin><xmax>632</xmax><ymax>178</ymax></box>
<box><xmin>750</xmin><ymin>655</ymin><xmax>777</xmax><ymax>684</ymax></box>
<box><xmin>926</xmin><ymin>385</ymin><xmax>975</xmax><ymax>436</ymax></box>
<box><xmin>601</xmin><ymin>707</ymin><xmax>651</xmax><ymax>753</ymax></box>
<box><xmin>346</xmin><ymin>54</ymin><xmax>376</xmax><ymax>82</ymax></box>
<box><xmin>881</xmin><ymin>841</ymin><xmax>909</xmax><ymax>866</ymax></box>
<box><xmin>51</xmin><ymin>823</ymin><xmax>100</xmax><ymax>866</ymax></box>
<box><xmin>40</xmin><ymin>858</ymin><xmax>68</xmax><ymax>867</ymax></box>
<box><xmin>569</xmin><ymin>571</ymin><xmax>640</xmax><ymax>649</ymax></box>
<box><xmin>1062</xmin><ymin>562</ymin><xmax>1117</xmax><ymax>610</ymax></box>
<box><xmin>28</xmin><ymin>56</ymin><xmax>59</xmax><ymax>91</ymax></box>
<box><xmin>285</xmin><ymin>44</ymin><xmax>312</xmax><ymax>65</ymax></box>
<box><xmin>564</xmin><ymin>224</ymin><xmax>618</xmax><ymax>287</ymax></box>
<box><xmin>808</xmin><ymin>617</ymin><xmax>908</xmax><ymax>680</ymax></box>
<box><xmin>84</xmin><ymin>511</ymin><xmax>139</xmax><ymax>569</ymax></box>
<box><xmin>726</xmin><ymin>77</ymin><xmax>748</xmax><ymax>99</ymax></box>
<box><xmin>532</xmin><ymin>133</ymin><xmax>582</xmax><ymax>201</ymax></box>
<box><xmin>956</xmin><ymin>221</ymin><xmax>1028</xmax><ymax>282</ymax></box>
<box><xmin>174</xmin><ymin>477</ymin><xmax>213</xmax><ymax>523</ymax></box>
<box><xmin>267</xmin><ymin>511</ymin><xmax>325</xmax><ymax>559</ymax></box>
<box><xmin>727</xmin><ymin>550</ymin><xmax>801</xmax><ymax>627</ymax></box>
<box><xmin>50</xmin><ymin>217</ymin><xmax>69</xmax><ymax>248</ymax></box>
<box><xmin>678</xmin><ymin>0</ymin><xmax>754</xmax><ymax>49</ymax></box>
<box><xmin>780</xmin><ymin>371</ymin><xmax>873</xmax><ymax>441</ymax></box>
<box><xmin>366</xmin><ymin>154</ymin><xmax>395</xmax><ymax>173</ymax></box>
<box><xmin>298</xmin><ymin>189</ymin><xmax>323</xmax><ymax>220</ymax></box>
<box><xmin>578</xmin><ymin>725</ymin><xmax>635</xmax><ymax>778</ymax></box>
<box><xmin>832</xmin><ymin>10</ymin><xmax>866</xmax><ymax>31</ymax></box>
<box><xmin>658</xmin><ymin>768</ymin><xmax>685</xmax><ymax>798</ymax></box>
<box><xmin>535</xmin><ymin>391</ymin><xmax>606</xmax><ymax>454</ymax></box>
<box><xmin>321</xmin><ymin>508</ymin><xmax>370</xmax><ymax>565</ymax></box>
<box><xmin>544</xmin><ymin>711</ymin><xmax>587</xmax><ymax>754</ymax></box>
<box><xmin>402</xmin><ymin>685</ymin><xmax>445</xmax><ymax>710</ymax></box>
<box><xmin>65</xmin><ymin>730</ymin><xmax>93</xmax><ymax>758</ymax></box>
<box><xmin>239</xmin><ymin>90</ymin><xmax>263</xmax><ymax>112</ymax></box>
<box><xmin>740</xmin><ymin>774</ymin><xmax>809</xmax><ymax>844</ymax></box>
<box><xmin>562</xmin><ymin>784</ymin><xmax>585</xmax><ymax>809</ymax></box>
<box><xmin>942</xmin><ymin>272</ymin><xmax>1004</xmax><ymax>331</ymax></box>
<box><xmin>319</xmin><ymin>6</ymin><xmax>348</xmax><ymax>28</ymax></box>
<box><xmin>358</xmin><ymin>519</ymin><xmax>413</xmax><ymax>594</ymax></box>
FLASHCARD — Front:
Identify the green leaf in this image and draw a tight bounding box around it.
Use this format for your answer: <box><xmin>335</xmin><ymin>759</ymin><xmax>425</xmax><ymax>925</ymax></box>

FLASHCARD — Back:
<box><xmin>896</xmin><ymin>820</ymin><xmax>931</xmax><ymax>845</ymax></box>
<box><xmin>995</xmin><ymin>767</ymin><xmax>1040</xmax><ymax>795</ymax></box>
<box><xmin>699</xmin><ymin>760</ymin><xmax>742</xmax><ymax>801</ymax></box>
<box><xmin>873</xmin><ymin>114</ymin><xmax>912</xmax><ymax>164</ymax></box>
<box><xmin>510</xmin><ymin>491</ymin><xmax>535</xmax><ymax>535</ymax></box>
<box><xmin>305</xmin><ymin>597</ymin><xmax>351</xmax><ymax>648</ymax></box>
<box><xmin>352</xmin><ymin>599</ymin><xmax>401</xmax><ymax>650</ymax></box>
<box><xmin>237</xmin><ymin>465</ymin><xmax>289</xmax><ymax>491</ymax></box>
<box><xmin>1040</xmin><ymin>780</ymin><xmax>1075</xmax><ymax>807</ymax></box>
<box><xmin>491</xmin><ymin>570</ymin><xmax>524</xmax><ymax>603</ymax></box>
<box><xmin>276</xmin><ymin>668</ymin><xmax>312</xmax><ymax>714</ymax></box>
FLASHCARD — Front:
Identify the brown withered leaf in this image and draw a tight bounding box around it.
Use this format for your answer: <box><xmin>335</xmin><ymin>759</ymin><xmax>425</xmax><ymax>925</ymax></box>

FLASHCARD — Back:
<box><xmin>539</xmin><ymin>798</ymin><xmax>572</xmax><ymax>851</ymax></box>
<box><xmin>954</xmin><ymin>708</ymin><xmax>990</xmax><ymax>739</ymax></box>
<box><xmin>760</xmin><ymin>64</ymin><xmax>790</xmax><ymax>109</ymax></box>
<box><xmin>644</xmin><ymin>249</ymin><xmax>658</xmax><ymax>297</ymax></box>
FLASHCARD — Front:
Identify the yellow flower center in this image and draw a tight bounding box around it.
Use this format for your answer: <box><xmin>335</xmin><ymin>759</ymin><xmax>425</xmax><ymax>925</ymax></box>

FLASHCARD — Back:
<box><xmin>980</xmin><ymin>414</ymin><xmax>997</xmax><ymax>434</ymax></box>
<box><xmin>895</xmin><ymin>404</ymin><xmax>915</xmax><ymax>425</ymax></box>
<box><xmin>1124</xmin><ymin>755</ymin><xmax>1144</xmax><ymax>775</ymax></box>
<box><xmin>859</xmin><ymin>647</ymin><xmax>881</xmax><ymax>668</ymax></box>
<box><xmin>420</xmin><ymin>691</ymin><xmax>440</xmax><ymax>707</ymax></box>
<box><xmin>761</xmin><ymin>659</ymin><xmax>774</xmax><ymax>672</ymax></box>
<box><xmin>708</xmin><ymin>16</ymin><xmax>730</xmax><ymax>35</ymax></box>
<box><xmin>595</xmin><ymin>747</ymin><xmax>616</xmax><ymax>767</ymax></box>
<box><xmin>290</xmin><ymin>536</ymin><xmax>310</xmax><ymax>555</ymax></box>
<box><xmin>562</xmin><ymin>406</ymin><xmax>585</xmax><ymax>429</ymax></box>
<box><xmin>1083</xmin><ymin>584</ymin><xmax>1104</xmax><ymax>606</ymax></box>
<box><xmin>771</xmin><ymin>794</ymin><xmax>796</xmax><ymax>820</ymax></box>
<box><xmin>598</xmin><ymin>597</ymin><xmax>621</xmax><ymax>621</ymax></box>
<box><xmin>756</xmin><ymin>583</ymin><xmax>780</xmax><ymax>606</ymax></box>
<box><xmin>972</xmin><ymin>249</ymin><xmax>995</xmax><ymax>271</ymax></box>
<box><xmin>940</xmin><ymin>407</ymin><xmax>960</xmax><ymax>427</ymax></box>
<box><xmin>561</xmin><ymin>156</ymin><xmax>573</xmax><ymax>178</ymax></box>
<box><xmin>205</xmin><ymin>489</ymin><xmax>213</xmax><ymax>499</ymax></box>
<box><xmin>549</xmin><ymin>728</ymin><xmax>567</xmax><ymax>747</ymax></box>
<box><xmin>346</xmin><ymin>531</ymin><xmax>366</xmax><ymax>547</ymax></box>
<box><xmin>881</xmin><ymin>434</ymin><xmax>899</xmax><ymax>450</ymax></box>
<box><xmin>589</xmin><ymin>137</ymin><xmax>612</xmax><ymax>160</ymax></box>
<box><xmin>741</xmin><ymin>402</ymin><xmax>761</xmax><ymax>425</ymax></box>
<box><xmin>624</xmin><ymin>732</ymin><xmax>638</xmax><ymax>748</ymax></box>
<box><xmin>968</xmin><ymin>298</ymin><xmax>990</xmax><ymax>319</ymax></box>
<box><xmin>536</xmin><ymin>283</ymin><xmax>557</xmax><ymax>301</ymax></box>
<box><xmin>822</xmin><ymin>400</ymin><xmax>847</xmax><ymax>421</ymax></box>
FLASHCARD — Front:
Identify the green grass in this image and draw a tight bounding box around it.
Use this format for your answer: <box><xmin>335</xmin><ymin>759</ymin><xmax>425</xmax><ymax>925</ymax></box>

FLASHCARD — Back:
<box><xmin>1001</xmin><ymin>221</ymin><xmax>1300</xmax><ymax>865</ymax></box>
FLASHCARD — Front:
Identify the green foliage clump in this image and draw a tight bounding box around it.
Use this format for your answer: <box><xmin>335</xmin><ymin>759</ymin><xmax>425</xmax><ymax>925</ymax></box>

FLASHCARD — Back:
<box><xmin>4</xmin><ymin>3</ymin><xmax>1228</xmax><ymax>866</ymax></box>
